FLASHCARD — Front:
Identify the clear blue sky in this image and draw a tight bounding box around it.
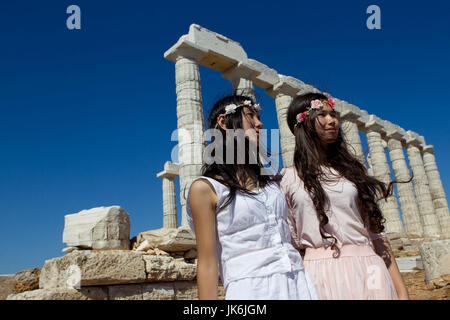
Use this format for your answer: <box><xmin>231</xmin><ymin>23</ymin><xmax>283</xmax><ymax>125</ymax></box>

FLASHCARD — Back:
<box><xmin>0</xmin><ymin>0</ymin><xmax>449</xmax><ymax>274</ymax></box>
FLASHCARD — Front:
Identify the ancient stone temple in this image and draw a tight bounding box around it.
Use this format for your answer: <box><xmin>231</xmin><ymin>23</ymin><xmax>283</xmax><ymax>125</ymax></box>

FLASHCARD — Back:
<box><xmin>161</xmin><ymin>24</ymin><xmax>450</xmax><ymax>241</ymax></box>
<box><xmin>4</xmin><ymin>24</ymin><xmax>449</xmax><ymax>300</ymax></box>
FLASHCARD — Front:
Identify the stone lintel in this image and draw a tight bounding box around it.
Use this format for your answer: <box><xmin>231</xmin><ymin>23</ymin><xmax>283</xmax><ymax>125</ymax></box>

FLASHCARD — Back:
<box><xmin>245</xmin><ymin>59</ymin><xmax>279</xmax><ymax>89</ymax></box>
<box><xmin>266</xmin><ymin>75</ymin><xmax>305</xmax><ymax>98</ymax></box>
<box><xmin>222</xmin><ymin>60</ymin><xmax>261</xmax><ymax>83</ymax></box>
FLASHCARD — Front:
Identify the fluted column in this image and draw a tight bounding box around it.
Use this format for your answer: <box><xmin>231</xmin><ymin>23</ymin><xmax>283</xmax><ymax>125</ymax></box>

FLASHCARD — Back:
<box><xmin>405</xmin><ymin>133</ymin><xmax>441</xmax><ymax>238</ymax></box>
<box><xmin>367</xmin><ymin>153</ymin><xmax>374</xmax><ymax>176</ymax></box>
<box><xmin>339</xmin><ymin>107</ymin><xmax>365</xmax><ymax>166</ymax></box>
<box><xmin>365</xmin><ymin>116</ymin><xmax>403</xmax><ymax>234</ymax></box>
<box><xmin>173</xmin><ymin>48</ymin><xmax>206</xmax><ymax>227</ymax></box>
<box><xmin>156</xmin><ymin>161</ymin><xmax>179</xmax><ymax>229</ymax></box>
<box><xmin>223</xmin><ymin>62</ymin><xmax>257</xmax><ymax>99</ymax></box>
<box><xmin>385</xmin><ymin>130</ymin><xmax>423</xmax><ymax>237</ymax></box>
<box><xmin>266</xmin><ymin>78</ymin><xmax>300</xmax><ymax>168</ymax></box>
<box><xmin>422</xmin><ymin>145</ymin><xmax>450</xmax><ymax>238</ymax></box>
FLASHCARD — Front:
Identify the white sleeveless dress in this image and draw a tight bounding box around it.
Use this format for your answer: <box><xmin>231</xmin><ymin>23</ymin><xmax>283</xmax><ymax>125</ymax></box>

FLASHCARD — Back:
<box><xmin>186</xmin><ymin>176</ymin><xmax>318</xmax><ymax>300</ymax></box>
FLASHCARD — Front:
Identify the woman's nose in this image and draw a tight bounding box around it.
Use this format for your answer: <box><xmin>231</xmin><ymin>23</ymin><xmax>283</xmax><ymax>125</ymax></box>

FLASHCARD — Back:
<box><xmin>255</xmin><ymin>118</ymin><xmax>263</xmax><ymax>129</ymax></box>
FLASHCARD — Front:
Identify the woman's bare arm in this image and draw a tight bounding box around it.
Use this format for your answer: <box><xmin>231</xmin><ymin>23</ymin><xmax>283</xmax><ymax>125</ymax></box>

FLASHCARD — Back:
<box><xmin>189</xmin><ymin>179</ymin><xmax>219</xmax><ymax>300</ymax></box>
<box><xmin>372</xmin><ymin>237</ymin><xmax>409</xmax><ymax>300</ymax></box>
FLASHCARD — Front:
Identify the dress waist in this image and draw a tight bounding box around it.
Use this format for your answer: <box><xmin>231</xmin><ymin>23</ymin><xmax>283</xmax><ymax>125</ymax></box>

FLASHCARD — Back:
<box><xmin>304</xmin><ymin>244</ymin><xmax>377</xmax><ymax>260</ymax></box>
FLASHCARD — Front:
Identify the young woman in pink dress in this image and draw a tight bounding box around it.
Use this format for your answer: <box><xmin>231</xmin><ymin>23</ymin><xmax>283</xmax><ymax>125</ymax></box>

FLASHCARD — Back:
<box><xmin>280</xmin><ymin>92</ymin><xmax>409</xmax><ymax>300</ymax></box>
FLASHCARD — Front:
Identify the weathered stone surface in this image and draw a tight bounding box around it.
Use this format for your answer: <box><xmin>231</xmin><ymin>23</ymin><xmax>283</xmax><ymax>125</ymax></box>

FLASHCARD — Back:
<box><xmin>39</xmin><ymin>250</ymin><xmax>146</xmax><ymax>289</ymax></box>
<box><xmin>174</xmin><ymin>281</ymin><xmax>198</xmax><ymax>300</ymax></box>
<box><xmin>184</xmin><ymin>249</ymin><xmax>197</xmax><ymax>259</ymax></box>
<box><xmin>14</xmin><ymin>268</ymin><xmax>41</xmax><ymax>293</ymax></box>
<box><xmin>142</xmin><ymin>283</ymin><xmax>175</xmax><ymax>300</ymax></box>
<box><xmin>143</xmin><ymin>255</ymin><xmax>178</xmax><ymax>282</ymax></box>
<box><xmin>63</xmin><ymin>206</ymin><xmax>130</xmax><ymax>250</ymax></box>
<box><xmin>136</xmin><ymin>227</ymin><xmax>196</xmax><ymax>252</ymax></box>
<box><xmin>108</xmin><ymin>284</ymin><xmax>143</xmax><ymax>300</ymax></box>
<box><xmin>136</xmin><ymin>240</ymin><xmax>153</xmax><ymax>252</ymax></box>
<box><xmin>419</xmin><ymin>240</ymin><xmax>450</xmax><ymax>282</ymax></box>
<box><xmin>143</xmin><ymin>255</ymin><xmax>196</xmax><ymax>282</ymax></box>
<box><xmin>0</xmin><ymin>275</ymin><xmax>15</xmax><ymax>300</ymax></box>
<box><xmin>395</xmin><ymin>256</ymin><xmax>423</xmax><ymax>272</ymax></box>
<box><xmin>176</xmin><ymin>261</ymin><xmax>197</xmax><ymax>281</ymax></box>
<box><xmin>7</xmin><ymin>287</ymin><xmax>108</xmax><ymax>300</ymax></box>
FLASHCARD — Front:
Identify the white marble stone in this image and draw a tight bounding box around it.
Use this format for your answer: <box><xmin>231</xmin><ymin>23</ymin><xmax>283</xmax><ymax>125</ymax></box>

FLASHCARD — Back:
<box><xmin>62</xmin><ymin>206</ymin><xmax>130</xmax><ymax>250</ymax></box>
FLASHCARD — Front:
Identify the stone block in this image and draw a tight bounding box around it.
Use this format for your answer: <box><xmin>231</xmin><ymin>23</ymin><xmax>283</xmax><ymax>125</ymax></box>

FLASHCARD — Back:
<box><xmin>14</xmin><ymin>268</ymin><xmax>41</xmax><ymax>293</ymax></box>
<box><xmin>174</xmin><ymin>281</ymin><xmax>198</xmax><ymax>300</ymax></box>
<box><xmin>419</xmin><ymin>240</ymin><xmax>450</xmax><ymax>282</ymax></box>
<box><xmin>143</xmin><ymin>256</ymin><xmax>178</xmax><ymax>282</ymax></box>
<box><xmin>39</xmin><ymin>250</ymin><xmax>146</xmax><ymax>289</ymax></box>
<box><xmin>143</xmin><ymin>255</ymin><xmax>196</xmax><ymax>282</ymax></box>
<box><xmin>7</xmin><ymin>287</ymin><xmax>108</xmax><ymax>300</ymax></box>
<box><xmin>63</xmin><ymin>206</ymin><xmax>130</xmax><ymax>250</ymax></box>
<box><xmin>395</xmin><ymin>256</ymin><xmax>423</xmax><ymax>272</ymax></box>
<box><xmin>136</xmin><ymin>227</ymin><xmax>196</xmax><ymax>252</ymax></box>
<box><xmin>108</xmin><ymin>284</ymin><xmax>143</xmax><ymax>300</ymax></box>
<box><xmin>142</xmin><ymin>283</ymin><xmax>175</xmax><ymax>300</ymax></box>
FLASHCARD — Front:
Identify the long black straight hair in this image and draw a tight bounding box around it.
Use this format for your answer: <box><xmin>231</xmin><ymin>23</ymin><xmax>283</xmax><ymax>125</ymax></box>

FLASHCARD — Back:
<box><xmin>201</xmin><ymin>94</ymin><xmax>281</xmax><ymax>212</ymax></box>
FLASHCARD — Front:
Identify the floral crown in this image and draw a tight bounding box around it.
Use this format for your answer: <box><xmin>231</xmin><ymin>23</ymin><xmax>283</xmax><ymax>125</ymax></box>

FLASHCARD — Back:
<box><xmin>296</xmin><ymin>98</ymin><xmax>335</xmax><ymax>125</ymax></box>
<box><xmin>224</xmin><ymin>100</ymin><xmax>261</xmax><ymax>115</ymax></box>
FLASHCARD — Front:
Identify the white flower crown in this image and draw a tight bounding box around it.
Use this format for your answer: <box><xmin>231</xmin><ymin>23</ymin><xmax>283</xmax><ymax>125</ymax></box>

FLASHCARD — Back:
<box><xmin>224</xmin><ymin>100</ymin><xmax>261</xmax><ymax>115</ymax></box>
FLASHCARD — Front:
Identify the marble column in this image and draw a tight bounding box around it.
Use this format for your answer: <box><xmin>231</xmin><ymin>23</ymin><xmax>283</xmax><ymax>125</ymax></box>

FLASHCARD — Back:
<box><xmin>339</xmin><ymin>107</ymin><xmax>365</xmax><ymax>166</ymax></box>
<box><xmin>266</xmin><ymin>77</ymin><xmax>300</xmax><ymax>168</ymax></box>
<box><xmin>367</xmin><ymin>153</ymin><xmax>374</xmax><ymax>177</ymax></box>
<box><xmin>173</xmin><ymin>47</ymin><xmax>206</xmax><ymax>227</ymax></box>
<box><xmin>223</xmin><ymin>61</ymin><xmax>257</xmax><ymax>99</ymax></box>
<box><xmin>422</xmin><ymin>145</ymin><xmax>450</xmax><ymax>238</ymax></box>
<box><xmin>405</xmin><ymin>133</ymin><xmax>441</xmax><ymax>238</ymax></box>
<box><xmin>385</xmin><ymin>130</ymin><xmax>423</xmax><ymax>237</ymax></box>
<box><xmin>156</xmin><ymin>161</ymin><xmax>179</xmax><ymax>229</ymax></box>
<box><xmin>365</xmin><ymin>116</ymin><xmax>403</xmax><ymax>234</ymax></box>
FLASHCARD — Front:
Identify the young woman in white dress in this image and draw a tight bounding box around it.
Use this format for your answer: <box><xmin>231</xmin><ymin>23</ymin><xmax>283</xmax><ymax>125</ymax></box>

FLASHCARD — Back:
<box><xmin>186</xmin><ymin>94</ymin><xmax>318</xmax><ymax>300</ymax></box>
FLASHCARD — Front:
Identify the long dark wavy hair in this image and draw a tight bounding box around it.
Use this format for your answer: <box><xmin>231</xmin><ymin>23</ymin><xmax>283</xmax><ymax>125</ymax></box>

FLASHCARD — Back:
<box><xmin>201</xmin><ymin>94</ymin><xmax>282</xmax><ymax>212</ymax></box>
<box><xmin>286</xmin><ymin>92</ymin><xmax>395</xmax><ymax>255</ymax></box>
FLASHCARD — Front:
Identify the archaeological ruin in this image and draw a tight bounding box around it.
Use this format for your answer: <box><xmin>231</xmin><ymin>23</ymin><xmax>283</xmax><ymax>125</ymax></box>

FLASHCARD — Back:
<box><xmin>3</xmin><ymin>24</ymin><xmax>449</xmax><ymax>300</ymax></box>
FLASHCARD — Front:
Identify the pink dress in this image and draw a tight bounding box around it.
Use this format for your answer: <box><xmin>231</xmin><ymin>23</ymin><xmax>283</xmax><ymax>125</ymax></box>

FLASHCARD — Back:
<box><xmin>280</xmin><ymin>167</ymin><xmax>398</xmax><ymax>300</ymax></box>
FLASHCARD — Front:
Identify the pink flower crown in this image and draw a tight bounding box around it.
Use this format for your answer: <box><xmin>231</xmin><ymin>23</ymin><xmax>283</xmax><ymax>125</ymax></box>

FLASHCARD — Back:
<box><xmin>296</xmin><ymin>98</ymin><xmax>335</xmax><ymax>125</ymax></box>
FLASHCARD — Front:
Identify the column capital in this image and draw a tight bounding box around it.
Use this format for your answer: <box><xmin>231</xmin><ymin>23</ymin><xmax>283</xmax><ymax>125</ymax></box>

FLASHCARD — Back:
<box><xmin>156</xmin><ymin>161</ymin><xmax>180</xmax><ymax>179</ymax></box>
<box><xmin>422</xmin><ymin>144</ymin><xmax>434</xmax><ymax>154</ymax></box>
<box><xmin>385</xmin><ymin>129</ymin><xmax>404</xmax><ymax>141</ymax></box>
<box><xmin>404</xmin><ymin>131</ymin><xmax>422</xmax><ymax>148</ymax></box>
<box><xmin>339</xmin><ymin>105</ymin><xmax>361</xmax><ymax>122</ymax></box>
<box><xmin>164</xmin><ymin>38</ymin><xmax>208</xmax><ymax>63</ymax></box>
<box><xmin>364</xmin><ymin>115</ymin><xmax>386</xmax><ymax>133</ymax></box>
